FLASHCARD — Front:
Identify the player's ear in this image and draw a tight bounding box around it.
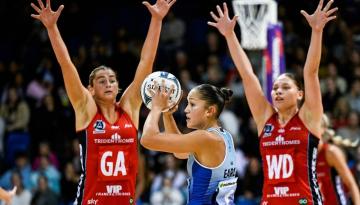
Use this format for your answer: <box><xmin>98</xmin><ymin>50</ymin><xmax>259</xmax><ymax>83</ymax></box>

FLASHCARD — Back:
<box><xmin>206</xmin><ymin>105</ymin><xmax>217</xmax><ymax>118</ymax></box>
<box><xmin>297</xmin><ymin>90</ymin><xmax>304</xmax><ymax>101</ymax></box>
<box><xmin>88</xmin><ymin>85</ymin><xmax>95</xmax><ymax>96</ymax></box>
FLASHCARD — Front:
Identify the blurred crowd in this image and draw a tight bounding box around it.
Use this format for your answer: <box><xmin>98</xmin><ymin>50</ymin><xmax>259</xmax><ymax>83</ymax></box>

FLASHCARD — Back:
<box><xmin>0</xmin><ymin>0</ymin><xmax>359</xmax><ymax>204</ymax></box>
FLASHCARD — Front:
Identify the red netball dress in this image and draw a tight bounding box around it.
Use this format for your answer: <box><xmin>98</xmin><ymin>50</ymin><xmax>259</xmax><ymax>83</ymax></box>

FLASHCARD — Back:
<box><xmin>259</xmin><ymin>113</ymin><xmax>322</xmax><ymax>205</ymax></box>
<box><xmin>317</xmin><ymin>143</ymin><xmax>348</xmax><ymax>205</ymax></box>
<box><xmin>74</xmin><ymin>107</ymin><xmax>138</xmax><ymax>205</ymax></box>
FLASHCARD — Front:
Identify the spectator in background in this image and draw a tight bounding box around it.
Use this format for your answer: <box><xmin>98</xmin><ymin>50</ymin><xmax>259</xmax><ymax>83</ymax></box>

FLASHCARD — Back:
<box><xmin>160</xmin><ymin>11</ymin><xmax>186</xmax><ymax>53</ymax></box>
<box><xmin>336</xmin><ymin>112</ymin><xmax>360</xmax><ymax>162</ymax></box>
<box><xmin>25</xmin><ymin>74</ymin><xmax>48</xmax><ymax>105</ymax></box>
<box><xmin>178</xmin><ymin>69</ymin><xmax>197</xmax><ymax>92</ymax></box>
<box><xmin>0</xmin><ymin>86</ymin><xmax>31</xmax><ymax>166</ymax></box>
<box><xmin>226</xmin><ymin>74</ymin><xmax>245</xmax><ymax>100</ymax></box>
<box><xmin>352</xmin><ymin>66</ymin><xmax>360</xmax><ymax>80</ymax></box>
<box><xmin>322</xmin><ymin>78</ymin><xmax>342</xmax><ymax>113</ymax></box>
<box><xmin>110</xmin><ymin>28</ymin><xmax>138</xmax><ymax>89</ymax></box>
<box><xmin>5</xmin><ymin>171</ymin><xmax>31</xmax><ymax>205</ymax></box>
<box><xmin>347</xmin><ymin>49</ymin><xmax>360</xmax><ymax>74</ymax></box>
<box><xmin>320</xmin><ymin>62</ymin><xmax>347</xmax><ymax>94</ymax></box>
<box><xmin>5</xmin><ymin>62</ymin><xmax>25</xmax><ymax>98</ymax></box>
<box><xmin>32</xmin><ymin>141</ymin><xmax>60</xmax><ymax>170</ymax></box>
<box><xmin>150</xmin><ymin>154</ymin><xmax>187</xmax><ymax>195</ymax></box>
<box><xmin>35</xmin><ymin>57</ymin><xmax>56</xmax><ymax>89</ymax></box>
<box><xmin>0</xmin><ymin>152</ymin><xmax>31</xmax><ymax>190</ymax></box>
<box><xmin>150</xmin><ymin>176</ymin><xmax>184</xmax><ymax>205</ymax></box>
<box><xmin>332</xmin><ymin>97</ymin><xmax>351</xmax><ymax>129</ymax></box>
<box><xmin>236</xmin><ymin>157</ymin><xmax>263</xmax><ymax>205</ymax></box>
<box><xmin>29</xmin><ymin>94</ymin><xmax>65</xmax><ymax>154</ymax></box>
<box><xmin>219</xmin><ymin>105</ymin><xmax>241</xmax><ymax>145</ymax></box>
<box><xmin>0</xmin><ymin>86</ymin><xmax>30</xmax><ymax>134</ymax></box>
<box><xmin>69</xmin><ymin>138</ymin><xmax>81</xmax><ymax>174</ymax></box>
<box><xmin>30</xmin><ymin>175</ymin><xmax>58</xmax><ymax>205</ymax></box>
<box><xmin>203</xmin><ymin>63</ymin><xmax>225</xmax><ymax>87</ymax></box>
<box><xmin>346</xmin><ymin>79</ymin><xmax>360</xmax><ymax>113</ymax></box>
<box><xmin>60</xmin><ymin>162</ymin><xmax>79</xmax><ymax>205</ymax></box>
<box><xmin>337</xmin><ymin>112</ymin><xmax>360</xmax><ymax>145</ymax></box>
<box><xmin>240</xmin><ymin>117</ymin><xmax>260</xmax><ymax>159</ymax></box>
<box><xmin>30</xmin><ymin>156</ymin><xmax>61</xmax><ymax>195</ymax></box>
<box><xmin>1</xmin><ymin>72</ymin><xmax>26</xmax><ymax>104</ymax></box>
<box><xmin>205</xmin><ymin>32</ymin><xmax>224</xmax><ymax>60</ymax></box>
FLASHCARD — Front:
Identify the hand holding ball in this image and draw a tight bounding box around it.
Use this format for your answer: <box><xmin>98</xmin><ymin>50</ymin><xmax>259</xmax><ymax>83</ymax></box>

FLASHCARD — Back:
<box><xmin>141</xmin><ymin>71</ymin><xmax>181</xmax><ymax>112</ymax></box>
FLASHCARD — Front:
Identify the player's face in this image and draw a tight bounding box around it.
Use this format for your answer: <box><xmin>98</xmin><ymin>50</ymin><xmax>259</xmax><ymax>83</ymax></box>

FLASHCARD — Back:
<box><xmin>90</xmin><ymin>69</ymin><xmax>119</xmax><ymax>102</ymax></box>
<box><xmin>271</xmin><ymin>75</ymin><xmax>302</xmax><ymax>111</ymax></box>
<box><xmin>184</xmin><ymin>90</ymin><xmax>209</xmax><ymax>129</ymax></box>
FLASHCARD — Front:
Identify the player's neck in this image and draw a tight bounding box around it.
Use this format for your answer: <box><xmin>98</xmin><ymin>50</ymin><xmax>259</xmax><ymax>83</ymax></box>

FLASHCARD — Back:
<box><xmin>200</xmin><ymin>119</ymin><xmax>219</xmax><ymax>130</ymax></box>
<box><xmin>98</xmin><ymin>104</ymin><xmax>117</xmax><ymax>123</ymax></box>
<box><xmin>277</xmin><ymin>108</ymin><xmax>298</xmax><ymax>126</ymax></box>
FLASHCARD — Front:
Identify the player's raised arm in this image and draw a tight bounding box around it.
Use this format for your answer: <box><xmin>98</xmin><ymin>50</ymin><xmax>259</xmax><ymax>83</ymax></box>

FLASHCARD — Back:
<box><xmin>208</xmin><ymin>3</ymin><xmax>273</xmax><ymax>131</ymax></box>
<box><xmin>119</xmin><ymin>0</ymin><xmax>176</xmax><ymax>127</ymax></box>
<box><xmin>299</xmin><ymin>0</ymin><xmax>337</xmax><ymax>137</ymax></box>
<box><xmin>30</xmin><ymin>0</ymin><xmax>92</xmax><ymax>112</ymax></box>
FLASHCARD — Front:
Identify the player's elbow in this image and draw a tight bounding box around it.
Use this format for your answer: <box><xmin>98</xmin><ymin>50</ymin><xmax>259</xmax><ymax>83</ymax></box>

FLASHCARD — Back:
<box><xmin>140</xmin><ymin>134</ymin><xmax>154</xmax><ymax>149</ymax></box>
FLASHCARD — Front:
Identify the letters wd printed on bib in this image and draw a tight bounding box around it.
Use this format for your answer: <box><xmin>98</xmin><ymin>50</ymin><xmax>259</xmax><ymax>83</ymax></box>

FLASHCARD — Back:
<box><xmin>74</xmin><ymin>108</ymin><xmax>138</xmax><ymax>205</ymax></box>
<box><xmin>259</xmin><ymin>114</ymin><xmax>322</xmax><ymax>205</ymax></box>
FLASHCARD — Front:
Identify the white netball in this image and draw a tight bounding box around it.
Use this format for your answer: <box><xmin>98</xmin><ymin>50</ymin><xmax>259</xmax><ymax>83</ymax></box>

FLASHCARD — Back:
<box><xmin>141</xmin><ymin>71</ymin><xmax>182</xmax><ymax>112</ymax></box>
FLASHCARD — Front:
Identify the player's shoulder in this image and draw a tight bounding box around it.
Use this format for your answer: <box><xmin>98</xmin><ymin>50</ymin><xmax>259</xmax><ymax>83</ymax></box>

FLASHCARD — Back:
<box><xmin>326</xmin><ymin>144</ymin><xmax>345</xmax><ymax>162</ymax></box>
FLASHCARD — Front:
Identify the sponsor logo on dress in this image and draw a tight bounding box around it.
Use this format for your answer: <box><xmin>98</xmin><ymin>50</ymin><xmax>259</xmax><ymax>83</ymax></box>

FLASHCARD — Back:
<box><xmin>112</xmin><ymin>133</ymin><xmax>121</xmax><ymax>143</ymax></box>
<box><xmin>111</xmin><ymin>125</ymin><xmax>119</xmax><ymax>129</ymax></box>
<box><xmin>290</xmin><ymin>127</ymin><xmax>301</xmax><ymax>131</ymax></box>
<box><xmin>299</xmin><ymin>198</ymin><xmax>308</xmax><ymax>205</ymax></box>
<box><xmin>87</xmin><ymin>198</ymin><xmax>98</xmax><ymax>204</ymax></box>
<box><xmin>266</xmin><ymin>186</ymin><xmax>300</xmax><ymax>198</ymax></box>
<box><xmin>264</xmin><ymin>124</ymin><xmax>274</xmax><ymax>137</ymax></box>
<box><xmin>262</xmin><ymin>135</ymin><xmax>300</xmax><ymax>147</ymax></box>
<box><xmin>95</xmin><ymin>185</ymin><xmax>131</xmax><ymax>196</ymax></box>
<box><xmin>93</xmin><ymin>120</ymin><xmax>106</xmax><ymax>134</ymax></box>
<box><xmin>94</xmin><ymin>133</ymin><xmax>134</xmax><ymax>144</ymax></box>
<box><xmin>276</xmin><ymin>135</ymin><xmax>284</xmax><ymax>142</ymax></box>
<box><xmin>124</xmin><ymin>124</ymin><xmax>132</xmax><ymax>128</ymax></box>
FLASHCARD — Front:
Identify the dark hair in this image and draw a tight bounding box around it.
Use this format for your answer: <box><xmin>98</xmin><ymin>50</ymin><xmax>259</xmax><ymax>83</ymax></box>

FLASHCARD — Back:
<box><xmin>14</xmin><ymin>150</ymin><xmax>28</xmax><ymax>160</ymax></box>
<box><xmin>282</xmin><ymin>73</ymin><xmax>304</xmax><ymax>91</ymax></box>
<box><xmin>88</xmin><ymin>65</ymin><xmax>118</xmax><ymax>86</ymax></box>
<box><xmin>194</xmin><ymin>84</ymin><xmax>233</xmax><ymax>118</ymax></box>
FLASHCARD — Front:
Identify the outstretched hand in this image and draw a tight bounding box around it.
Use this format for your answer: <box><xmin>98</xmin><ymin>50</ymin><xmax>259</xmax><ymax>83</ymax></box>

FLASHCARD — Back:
<box><xmin>301</xmin><ymin>0</ymin><xmax>337</xmax><ymax>32</ymax></box>
<box><xmin>31</xmin><ymin>0</ymin><xmax>64</xmax><ymax>29</ymax></box>
<box><xmin>208</xmin><ymin>2</ymin><xmax>238</xmax><ymax>37</ymax></box>
<box><xmin>143</xmin><ymin>0</ymin><xmax>176</xmax><ymax>20</ymax></box>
